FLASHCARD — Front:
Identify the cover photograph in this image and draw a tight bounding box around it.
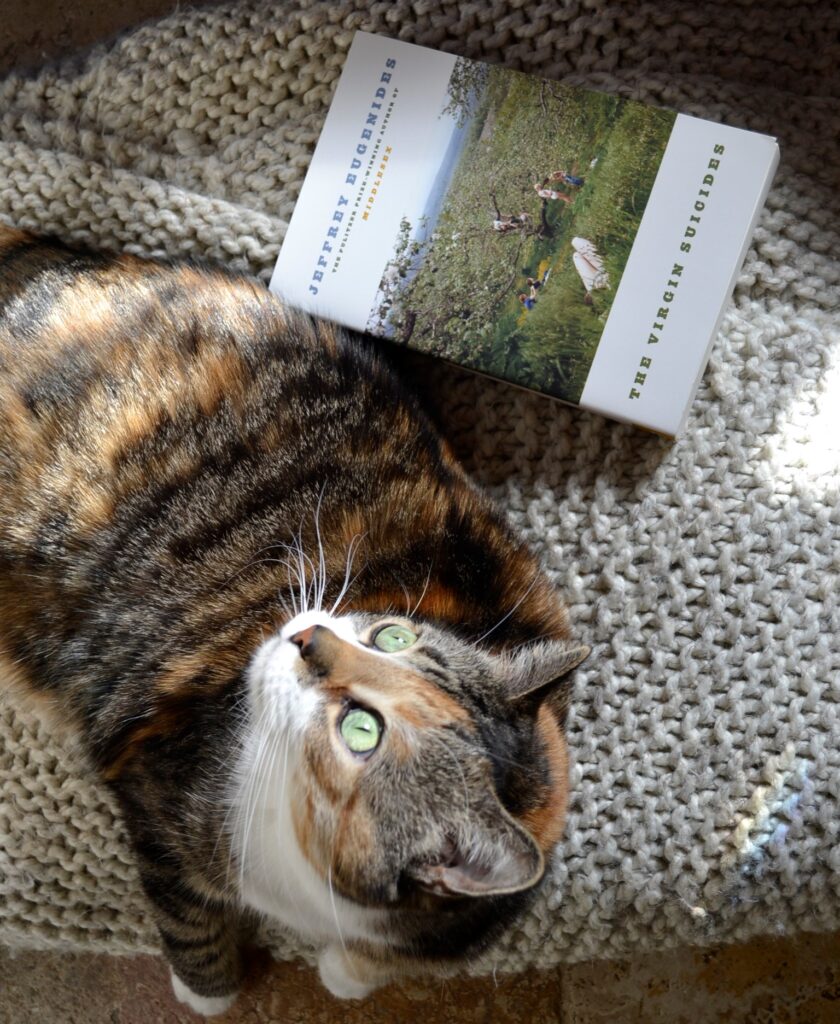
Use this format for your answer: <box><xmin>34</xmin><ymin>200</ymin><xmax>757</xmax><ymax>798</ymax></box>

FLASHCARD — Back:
<box><xmin>270</xmin><ymin>32</ymin><xmax>779</xmax><ymax>436</ymax></box>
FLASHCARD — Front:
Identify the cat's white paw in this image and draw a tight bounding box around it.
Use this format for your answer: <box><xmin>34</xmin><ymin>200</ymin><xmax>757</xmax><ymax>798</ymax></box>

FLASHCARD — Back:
<box><xmin>317</xmin><ymin>945</ymin><xmax>376</xmax><ymax>1000</ymax></box>
<box><xmin>170</xmin><ymin>970</ymin><xmax>237</xmax><ymax>1017</ymax></box>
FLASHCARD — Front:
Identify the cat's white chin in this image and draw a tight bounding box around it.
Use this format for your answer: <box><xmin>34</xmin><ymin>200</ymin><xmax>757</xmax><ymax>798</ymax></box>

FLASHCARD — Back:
<box><xmin>170</xmin><ymin>970</ymin><xmax>237</xmax><ymax>1017</ymax></box>
<box><xmin>317</xmin><ymin>944</ymin><xmax>377</xmax><ymax>1000</ymax></box>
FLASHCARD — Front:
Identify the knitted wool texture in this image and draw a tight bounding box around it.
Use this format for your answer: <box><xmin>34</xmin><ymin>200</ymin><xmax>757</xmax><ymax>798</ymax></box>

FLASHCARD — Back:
<box><xmin>1</xmin><ymin>0</ymin><xmax>838</xmax><ymax>969</ymax></box>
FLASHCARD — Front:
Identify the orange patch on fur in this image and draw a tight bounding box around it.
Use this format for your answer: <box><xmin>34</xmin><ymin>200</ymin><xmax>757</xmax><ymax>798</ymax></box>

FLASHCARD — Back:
<box><xmin>336</xmin><ymin>509</ymin><xmax>367</xmax><ymax>553</ymax></box>
<box><xmin>290</xmin><ymin>772</ymin><xmax>350</xmax><ymax>878</ymax></box>
<box><xmin>45</xmin><ymin>277</ymin><xmax>117</xmax><ymax>344</ymax></box>
<box><xmin>0</xmin><ymin>389</ymin><xmax>39</xmax><ymax>452</ymax></box>
<box><xmin>0</xmin><ymin>650</ymin><xmax>70</xmax><ymax>735</ymax></box>
<box><xmin>304</xmin><ymin>732</ymin><xmax>343</xmax><ymax>804</ymax></box>
<box><xmin>154</xmin><ymin>640</ymin><xmax>255</xmax><ymax>696</ymax></box>
<box><xmin>315</xmin><ymin>320</ymin><xmax>339</xmax><ymax>358</ymax></box>
<box><xmin>292</xmin><ymin>762</ymin><xmax>380</xmax><ymax>902</ymax></box>
<box><xmin>100</xmin><ymin>700</ymin><xmax>200</xmax><ymax>780</ymax></box>
<box><xmin>413</xmin><ymin>581</ymin><xmax>471</xmax><ymax>624</ymax></box>
<box><xmin>154</xmin><ymin>619</ymin><xmax>271</xmax><ymax>697</ymax></box>
<box><xmin>156</xmin><ymin>650</ymin><xmax>212</xmax><ymax>695</ymax></box>
<box><xmin>290</xmin><ymin>787</ymin><xmax>322</xmax><ymax>870</ymax></box>
<box><xmin>331</xmin><ymin>791</ymin><xmax>379</xmax><ymax>896</ymax></box>
<box><xmin>100</xmin><ymin>402</ymin><xmax>163</xmax><ymax>468</ymax></box>
<box><xmin>70</xmin><ymin>478</ymin><xmax>116</xmax><ymax>533</ymax></box>
<box><xmin>517</xmin><ymin>704</ymin><xmax>570</xmax><ymax>851</ymax></box>
<box><xmin>387</xmin><ymin>686</ymin><xmax>470</xmax><ymax>730</ymax></box>
<box><xmin>327</xmin><ymin>663</ymin><xmax>470</xmax><ymax>731</ymax></box>
<box><xmin>192</xmin><ymin>347</ymin><xmax>248</xmax><ymax>417</ymax></box>
<box><xmin>347</xmin><ymin>580</ymin><xmax>475</xmax><ymax>628</ymax></box>
<box><xmin>0</xmin><ymin>224</ymin><xmax>29</xmax><ymax>251</ymax></box>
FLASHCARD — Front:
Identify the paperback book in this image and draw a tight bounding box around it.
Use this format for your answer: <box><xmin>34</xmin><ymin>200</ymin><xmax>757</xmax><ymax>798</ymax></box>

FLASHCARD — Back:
<box><xmin>270</xmin><ymin>31</ymin><xmax>779</xmax><ymax>437</ymax></box>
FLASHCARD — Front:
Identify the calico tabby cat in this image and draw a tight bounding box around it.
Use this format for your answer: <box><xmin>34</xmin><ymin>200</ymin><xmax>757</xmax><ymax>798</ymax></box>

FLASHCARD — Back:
<box><xmin>0</xmin><ymin>225</ymin><xmax>588</xmax><ymax>1016</ymax></box>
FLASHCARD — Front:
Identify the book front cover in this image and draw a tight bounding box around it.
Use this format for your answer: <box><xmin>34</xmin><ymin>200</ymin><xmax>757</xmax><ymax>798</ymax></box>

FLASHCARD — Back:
<box><xmin>270</xmin><ymin>32</ymin><xmax>778</xmax><ymax>436</ymax></box>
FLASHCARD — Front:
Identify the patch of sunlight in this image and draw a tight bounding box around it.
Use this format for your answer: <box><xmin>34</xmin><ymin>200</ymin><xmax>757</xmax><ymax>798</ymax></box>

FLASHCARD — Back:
<box><xmin>767</xmin><ymin>352</ymin><xmax>840</xmax><ymax>493</ymax></box>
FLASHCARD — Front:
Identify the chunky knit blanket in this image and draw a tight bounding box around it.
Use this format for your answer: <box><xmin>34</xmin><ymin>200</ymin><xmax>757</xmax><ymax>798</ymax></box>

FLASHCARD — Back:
<box><xmin>1</xmin><ymin>0</ymin><xmax>838</xmax><ymax>970</ymax></box>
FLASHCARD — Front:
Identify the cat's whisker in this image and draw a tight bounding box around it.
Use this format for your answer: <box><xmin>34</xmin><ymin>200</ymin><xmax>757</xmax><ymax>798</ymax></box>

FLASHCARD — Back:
<box><xmin>285</xmin><ymin>534</ymin><xmax>318</xmax><ymax>615</ymax></box>
<box><xmin>290</xmin><ymin>530</ymin><xmax>315</xmax><ymax>614</ymax></box>
<box><xmin>219</xmin><ymin>702</ymin><xmax>270</xmax><ymax>890</ymax></box>
<box><xmin>207</xmin><ymin>775</ymin><xmax>239</xmax><ymax>876</ymax></box>
<box><xmin>506</xmin><ymin>630</ymin><xmax>556</xmax><ymax>653</ymax></box>
<box><xmin>211</xmin><ymin>789</ymin><xmax>239</xmax><ymax>890</ymax></box>
<box><xmin>284</xmin><ymin>557</ymin><xmax>300</xmax><ymax>617</ymax></box>
<box><xmin>273</xmin><ymin>553</ymin><xmax>307</xmax><ymax>607</ymax></box>
<box><xmin>409</xmin><ymin>562</ymin><xmax>435</xmax><ymax>618</ymax></box>
<box><xmin>236</xmin><ymin>706</ymin><xmax>278</xmax><ymax>894</ymax></box>
<box><xmin>444</xmin><ymin>726</ymin><xmax>534</xmax><ymax>773</ymax></box>
<box><xmin>326</xmin><ymin>864</ymin><xmax>350</xmax><ymax>964</ymax></box>
<box><xmin>229</xmin><ymin>717</ymin><xmax>265</xmax><ymax>889</ymax></box>
<box><xmin>313</xmin><ymin>483</ymin><xmax>328</xmax><ymax>612</ymax></box>
<box><xmin>274</xmin><ymin>732</ymin><xmax>309</xmax><ymax>924</ymax></box>
<box><xmin>244</xmin><ymin>749</ymin><xmax>276</xmax><ymax>892</ymax></box>
<box><xmin>272</xmin><ymin>537</ymin><xmax>306</xmax><ymax>615</ymax></box>
<box><xmin>466</xmin><ymin>744</ymin><xmax>531</xmax><ymax>773</ymax></box>
<box><xmin>471</xmin><ymin>571</ymin><xmax>542</xmax><ymax>645</ymax></box>
<box><xmin>217</xmin><ymin>556</ymin><xmax>297</xmax><ymax>594</ymax></box>
<box><xmin>253</xmin><ymin>726</ymin><xmax>285</xmax><ymax>889</ymax></box>
<box><xmin>215</xmin><ymin>544</ymin><xmax>298</xmax><ymax>592</ymax></box>
<box><xmin>332</xmin><ymin>568</ymin><xmax>366</xmax><ymax>616</ymax></box>
<box><xmin>330</xmin><ymin>533</ymin><xmax>365</xmax><ymax>615</ymax></box>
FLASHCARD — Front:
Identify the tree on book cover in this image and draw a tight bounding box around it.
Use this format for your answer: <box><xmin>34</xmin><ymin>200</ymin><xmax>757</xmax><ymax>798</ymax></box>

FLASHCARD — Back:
<box><xmin>366</xmin><ymin>60</ymin><xmax>675</xmax><ymax>405</ymax></box>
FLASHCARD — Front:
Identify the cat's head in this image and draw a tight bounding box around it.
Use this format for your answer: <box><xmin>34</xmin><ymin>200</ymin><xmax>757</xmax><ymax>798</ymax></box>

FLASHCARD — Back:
<box><xmin>234</xmin><ymin>608</ymin><xmax>588</xmax><ymax>950</ymax></box>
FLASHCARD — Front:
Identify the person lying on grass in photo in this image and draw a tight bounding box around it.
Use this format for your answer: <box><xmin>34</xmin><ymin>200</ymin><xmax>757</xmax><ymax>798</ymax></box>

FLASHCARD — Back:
<box><xmin>571</xmin><ymin>237</ymin><xmax>610</xmax><ymax>303</ymax></box>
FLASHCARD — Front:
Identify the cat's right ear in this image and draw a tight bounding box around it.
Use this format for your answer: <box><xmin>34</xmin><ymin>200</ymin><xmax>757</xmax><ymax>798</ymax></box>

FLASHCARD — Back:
<box><xmin>505</xmin><ymin>640</ymin><xmax>590</xmax><ymax>720</ymax></box>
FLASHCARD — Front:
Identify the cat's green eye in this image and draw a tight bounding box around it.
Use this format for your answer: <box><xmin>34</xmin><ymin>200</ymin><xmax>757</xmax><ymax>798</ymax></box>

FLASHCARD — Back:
<box><xmin>373</xmin><ymin>624</ymin><xmax>417</xmax><ymax>653</ymax></box>
<box><xmin>340</xmin><ymin>708</ymin><xmax>382</xmax><ymax>754</ymax></box>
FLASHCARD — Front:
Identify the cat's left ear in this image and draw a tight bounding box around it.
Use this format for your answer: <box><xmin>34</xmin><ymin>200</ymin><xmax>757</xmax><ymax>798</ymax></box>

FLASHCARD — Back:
<box><xmin>505</xmin><ymin>640</ymin><xmax>590</xmax><ymax>717</ymax></box>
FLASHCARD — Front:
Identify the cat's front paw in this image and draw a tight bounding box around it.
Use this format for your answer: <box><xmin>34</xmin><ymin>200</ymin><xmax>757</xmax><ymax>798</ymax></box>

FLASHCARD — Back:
<box><xmin>170</xmin><ymin>970</ymin><xmax>237</xmax><ymax>1017</ymax></box>
<box><xmin>317</xmin><ymin>945</ymin><xmax>376</xmax><ymax>1000</ymax></box>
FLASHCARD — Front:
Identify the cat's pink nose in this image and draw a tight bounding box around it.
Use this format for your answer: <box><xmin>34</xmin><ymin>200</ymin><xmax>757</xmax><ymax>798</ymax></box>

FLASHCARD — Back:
<box><xmin>289</xmin><ymin>624</ymin><xmax>340</xmax><ymax>676</ymax></box>
<box><xmin>290</xmin><ymin>625</ymin><xmax>318</xmax><ymax>657</ymax></box>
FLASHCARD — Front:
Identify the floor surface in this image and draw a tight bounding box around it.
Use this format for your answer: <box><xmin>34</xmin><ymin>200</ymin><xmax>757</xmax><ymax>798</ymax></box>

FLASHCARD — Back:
<box><xmin>2</xmin><ymin>930</ymin><xmax>840</xmax><ymax>1024</ymax></box>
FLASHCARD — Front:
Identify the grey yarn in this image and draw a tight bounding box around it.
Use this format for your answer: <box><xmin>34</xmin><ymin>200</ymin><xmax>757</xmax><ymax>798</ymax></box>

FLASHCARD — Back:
<box><xmin>1</xmin><ymin>0</ymin><xmax>838</xmax><ymax>970</ymax></box>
